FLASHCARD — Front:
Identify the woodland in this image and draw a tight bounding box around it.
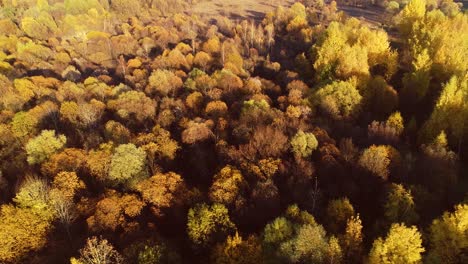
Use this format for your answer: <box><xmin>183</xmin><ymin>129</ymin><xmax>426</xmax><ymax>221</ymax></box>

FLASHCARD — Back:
<box><xmin>0</xmin><ymin>0</ymin><xmax>467</xmax><ymax>263</ymax></box>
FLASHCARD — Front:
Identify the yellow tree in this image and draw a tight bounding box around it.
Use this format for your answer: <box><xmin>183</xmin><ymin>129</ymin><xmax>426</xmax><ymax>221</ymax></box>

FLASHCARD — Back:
<box><xmin>0</xmin><ymin>205</ymin><xmax>53</xmax><ymax>263</ymax></box>
<box><xmin>147</xmin><ymin>69</ymin><xmax>183</xmax><ymax>97</ymax></box>
<box><xmin>107</xmin><ymin>91</ymin><xmax>156</xmax><ymax>124</ymax></box>
<box><xmin>419</xmin><ymin>76</ymin><xmax>467</xmax><ymax>147</ymax></box>
<box><xmin>340</xmin><ymin>215</ymin><xmax>363</xmax><ymax>263</ymax></box>
<box><xmin>209</xmin><ymin>166</ymin><xmax>247</xmax><ymax>207</ymax></box>
<box><xmin>136</xmin><ymin>172</ymin><xmax>188</xmax><ymax>217</ymax></box>
<box><xmin>396</xmin><ymin>0</ymin><xmax>426</xmax><ymax>38</ymax></box>
<box><xmin>187</xmin><ymin>203</ymin><xmax>236</xmax><ymax>247</ymax></box>
<box><xmin>290</xmin><ymin>130</ymin><xmax>319</xmax><ymax>158</ymax></box>
<box><xmin>25</xmin><ymin>130</ymin><xmax>67</xmax><ymax>165</ymax></box>
<box><xmin>369</xmin><ymin>223</ymin><xmax>424</xmax><ymax>264</ymax></box>
<box><xmin>384</xmin><ymin>184</ymin><xmax>419</xmax><ymax>225</ymax></box>
<box><xmin>326</xmin><ymin>197</ymin><xmax>355</xmax><ymax>234</ymax></box>
<box><xmin>428</xmin><ymin>204</ymin><xmax>468</xmax><ymax>263</ymax></box>
<box><xmin>108</xmin><ymin>143</ymin><xmax>148</xmax><ymax>189</ymax></box>
<box><xmin>210</xmin><ymin>233</ymin><xmax>263</xmax><ymax>264</ymax></box>
<box><xmin>358</xmin><ymin>145</ymin><xmax>391</xmax><ymax>180</ymax></box>
<box><xmin>314</xmin><ymin>79</ymin><xmax>363</xmax><ymax>121</ymax></box>
<box><xmin>0</xmin><ymin>177</ymin><xmax>54</xmax><ymax>262</ymax></box>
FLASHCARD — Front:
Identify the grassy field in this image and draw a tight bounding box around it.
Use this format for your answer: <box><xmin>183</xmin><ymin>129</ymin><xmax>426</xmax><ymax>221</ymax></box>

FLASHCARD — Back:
<box><xmin>188</xmin><ymin>0</ymin><xmax>386</xmax><ymax>28</ymax></box>
<box><xmin>188</xmin><ymin>0</ymin><xmax>296</xmax><ymax>21</ymax></box>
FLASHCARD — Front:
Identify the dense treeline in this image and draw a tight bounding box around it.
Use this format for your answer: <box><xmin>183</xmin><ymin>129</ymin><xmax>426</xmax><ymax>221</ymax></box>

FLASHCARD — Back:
<box><xmin>0</xmin><ymin>0</ymin><xmax>467</xmax><ymax>263</ymax></box>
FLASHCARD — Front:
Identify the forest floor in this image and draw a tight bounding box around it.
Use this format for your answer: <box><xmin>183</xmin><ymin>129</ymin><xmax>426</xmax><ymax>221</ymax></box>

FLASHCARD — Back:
<box><xmin>188</xmin><ymin>0</ymin><xmax>386</xmax><ymax>28</ymax></box>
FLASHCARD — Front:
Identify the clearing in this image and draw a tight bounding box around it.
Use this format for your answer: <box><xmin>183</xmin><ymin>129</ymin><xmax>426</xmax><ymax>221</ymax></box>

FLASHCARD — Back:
<box><xmin>187</xmin><ymin>0</ymin><xmax>385</xmax><ymax>27</ymax></box>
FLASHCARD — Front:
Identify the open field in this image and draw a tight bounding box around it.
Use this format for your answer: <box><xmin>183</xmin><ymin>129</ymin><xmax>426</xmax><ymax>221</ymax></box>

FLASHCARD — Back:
<box><xmin>188</xmin><ymin>0</ymin><xmax>386</xmax><ymax>27</ymax></box>
<box><xmin>188</xmin><ymin>0</ymin><xmax>296</xmax><ymax>20</ymax></box>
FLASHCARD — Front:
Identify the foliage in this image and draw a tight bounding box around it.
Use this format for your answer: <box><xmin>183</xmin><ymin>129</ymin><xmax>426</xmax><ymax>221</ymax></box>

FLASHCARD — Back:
<box><xmin>419</xmin><ymin>76</ymin><xmax>467</xmax><ymax>144</ymax></box>
<box><xmin>369</xmin><ymin>223</ymin><xmax>424</xmax><ymax>264</ymax></box>
<box><xmin>428</xmin><ymin>204</ymin><xmax>468</xmax><ymax>263</ymax></box>
<box><xmin>181</xmin><ymin>121</ymin><xmax>213</xmax><ymax>144</ymax></box>
<box><xmin>210</xmin><ymin>233</ymin><xmax>263</xmax><ymax>264</ymax></box>
<box><xmin>75</xmin><ymin>236</ymin><xmax>123</xmax><ymax>264</ymax></box>
<box><xmin>147</xmin><ymin>69</ymin><xmax>183</xmax><ymax>97</ymax></box>
<box><xmin>341</xmin><ymin>215</ymin><xmax>363</xmax><ymax>262</ymax></box>
<box><xmin>25</xmin><ymin>130</ymin><xmax>67</xmax><ymax>165</ymax></box>
<box><xmin>137</xmin><ymin>172</ymin><xmax>187</xmax><ymax>216</ymax></box>
<box><xmin>0</xmin><ymin>1</ymin><xmax>466</xmax><ymax>263</ymax></box>
<box><xmin>209</xmin><ymin>166</ymin><xmax>246</xmax><ymax>206</ymax></box>
<box><xmin>314</xmin><ymin>79</ymin><xmax>362</xmax><ymax>120</ymax></box>
<box><xmin>0</xmin><ymin>205</ymin><xmax>53</xmax><ymax>263</ymax></box>
<box><xmin>108</xmin><ymin>91</ymin><xmax>156</xmax><ymax>123</ymax></box>
<box><xmin>187</xmin><ymin>203</ymin><xmax>236</xmax><ymax>247</ymax></box>
<box><xmin>108</xmin><ymin>144</ymin><xmax>149</xmax><ymax>189</ymax></box>
<box><xmin>384</xmin><ymin>184</ymin><xmax>419</xmax><ymax>225</ymax></box>
<box><xmin>290</xmin><ymin>130</ymin><xmax>318</xmax><ymax>158</ymax></box>
<box><xmin>326</xmin><ymin>197</ymin><xmax>355</xmax><ymax>234</ymax></box>
<box><xmin>87</xmin><ymin>191</ymin><xmax>144</xmax><ymax>232</ymax></box>
<box><xmin>312</xmin><ymin>19</ymin><xmax>396</xmax><ymax>81</ymax></box>
<box><xmin>263</xmin><ymin>205</ymin><xmax>331</xmax><ymax>263</ymax></box>
<box><xmin>359</xmin><ymin>145</ymin><xmax>391</xmax><ymax>180</ymax></box>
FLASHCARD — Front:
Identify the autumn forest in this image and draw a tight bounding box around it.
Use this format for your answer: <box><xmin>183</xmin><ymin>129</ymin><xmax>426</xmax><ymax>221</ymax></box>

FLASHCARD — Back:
<box><xmin>0</xmin><ymin>0</ymin><xmax>467</xmax><ymax>263</ymax></box>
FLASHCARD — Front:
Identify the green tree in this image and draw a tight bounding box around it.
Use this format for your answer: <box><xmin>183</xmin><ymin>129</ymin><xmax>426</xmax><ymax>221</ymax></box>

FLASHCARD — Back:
<box><xmin>187</xmin><ymin>203</ymin><xmax>236</xmax><ymax>247</ymax></box>
<box><xmin>108</xmin><ymin>144</ymin><xmax>149</xmax><ymax>189</ymax></box>
<box><xmin>279</xmin><ymin>223</ymin><xmax>329</xmax><ymax>263</ymax></box>
<box><xmin>20</xmin><ymin>12</ymin><xmax>58</xmax><ymax>40</ymax></box>
<box><xmin>13</xmin><ymin>177</ymin><xmax>51</xmax><ymax>213</ymax></box>
<box><xmin>327</xmin><ymin>236</ymin><xmax>343</xmax><ymax>264</ymax></box>
<box><xmin>314</xmin><ymin>79</ymin><xmax>362</xmax><ymax>120</ymax></box>
<box><xmin>386</xmin><ymin>112</ymin><xmax>404</xmax><ymax>136</ymax></box>
<box><xmin>107</xmin><ymin>91</ymin><xmax>156</xmax><ymax>124</ymax></box>
<box><xmin>401</xmin><ymin>49</ymin><xmax>432</xmax><ymax>103</ymax></box>
<box><xmin>210</xmin><ymin>233</ymin><xmax>263</xmax><ymax>264</ymax></box>
<box><xmin>396</xmin><ymin>0</ymin><xmax>426</xmax><ymax>38</ymax></box>
<box><xmin>263</xmin><ymin>216</ymin><xmax>294</xmax><ymax>246</ymax></box>
<box><xmin>10</xmin><ymin>111</ymin><xmax>39</xmax><ymax>139</ymax></box>
<box><xmin>26</xmin><ymin>130</ymin><xmax>66</xmax><ymax>165</ymax></box>
<box><xmin>428</xmin><ymin>204</ymin><xmax>468</xmax><ymax>264</ymax></box>
<box><xmin>369</xmin><ymin>223</ymin><xmax>424</xmax><ymax>264</ymax></box>
<box><xmin>326</xmin><ymin>197</ymin><xmax>355</xmax><ymax>234</ymax></box>
<box><xmin>124</xmin><ymin>239</ymin><xmax>182</xmax><ymax>264</ymax></box>
<box><xmin>263</xmin><ymin>205</ymin><xmax>330</xmax><ymax>263</ymax></box>
<box><xmin>147</xmin><ymin>69</ymin><xmax>183</xmax><ymax>97</ymax></box>
<box><xmin>290</xmin><ymin>130</ymin><xmax>318</xmax><ymax>158</ymax></box>
<box><xmin>419</xmin><ymin>76</ymin><xmax>467</xmax><ymax>146</ymax></box>
<box><xmin>384</xmin><ymin>184</ymin><xmax>419</xmax><ymax>225</ymax></box>
<box><xmin>16</xmin><ymin>41</ymin><xmax>53</xmax><ymax>69</ymax></box>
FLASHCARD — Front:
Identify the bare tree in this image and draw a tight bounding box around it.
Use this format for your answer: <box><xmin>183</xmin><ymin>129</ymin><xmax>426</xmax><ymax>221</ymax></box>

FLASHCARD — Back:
<box><xmin>265</xmin><ymin>24</ymin><xmax>275</xmax><ymax>58</ymax></box>
<box><xmin>53</xmin><ymin>198</ymin><xmax>76</xmax><ymax>242</ymax></box>
<box><xmin>77</xmin><ymin>237</ymin><xmax>124</xmax><ymax>264</ymax></box>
